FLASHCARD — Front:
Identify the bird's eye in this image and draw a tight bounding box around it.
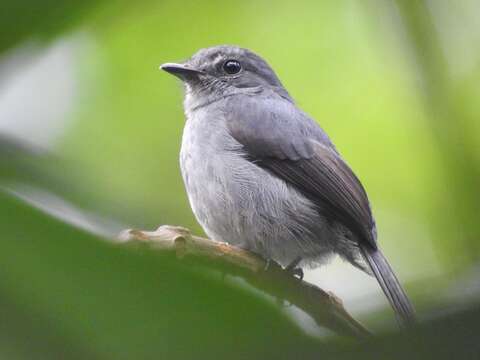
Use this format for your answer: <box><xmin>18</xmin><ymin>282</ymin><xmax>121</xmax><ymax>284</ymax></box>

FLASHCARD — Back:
<box><xmin>223</xmin><ymin>60</ymin><xmax>241</xmax><ymax>74</ymax></box>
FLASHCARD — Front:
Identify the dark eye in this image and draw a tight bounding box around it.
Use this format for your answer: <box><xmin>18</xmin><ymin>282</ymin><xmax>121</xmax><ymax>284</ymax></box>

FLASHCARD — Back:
<box><xmin>223</xmin><ymin>60</ymin><xmax>241</xmax><ymax>74</ymax></box>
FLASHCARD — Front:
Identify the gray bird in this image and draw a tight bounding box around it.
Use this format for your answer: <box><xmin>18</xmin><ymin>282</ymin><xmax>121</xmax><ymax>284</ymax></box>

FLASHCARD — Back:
<box><xmin>161</xmin><ymin>45</ymin><xmax>415</xmax><ymax>326</ymax></box>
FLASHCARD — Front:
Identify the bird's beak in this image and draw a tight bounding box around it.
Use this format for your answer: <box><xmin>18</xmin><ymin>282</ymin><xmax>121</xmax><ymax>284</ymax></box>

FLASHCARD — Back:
<box><xmin>160</xmin><ymin>62</ymin><xmax>205</xmax><ymax>80</ymax></box>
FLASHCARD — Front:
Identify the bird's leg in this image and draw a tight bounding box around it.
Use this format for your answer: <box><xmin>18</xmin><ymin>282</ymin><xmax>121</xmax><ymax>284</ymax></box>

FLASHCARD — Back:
<box><xmin>284</xmin><ymin>257</ymin><xmax>304</xmax><ymax>280</ymax></box>
<box><xmin>263</xmin><ymin>258</ymin><xmax>281</xmax><ymax>272</ymax></box>
<box><xmin>263</xmin><ymin>258</ymin><xmax>271</xmax><ymax>271</ymax></box>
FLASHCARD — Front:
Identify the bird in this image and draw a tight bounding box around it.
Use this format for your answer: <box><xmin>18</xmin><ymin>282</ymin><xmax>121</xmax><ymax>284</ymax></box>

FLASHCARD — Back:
<box><xmin>161</xmin><ymin>45</ymin><xmax>415</xmax><ymax>326</ymax></box>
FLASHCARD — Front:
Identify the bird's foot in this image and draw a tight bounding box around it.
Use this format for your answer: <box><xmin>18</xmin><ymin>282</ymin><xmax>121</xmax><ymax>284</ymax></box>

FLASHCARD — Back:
<box><xmin>263</xmin><ymin>257</ymin><xmax>304</xmax><ymax>280</ymax></box>
<box><xmin>284</xmin><ymin>257</ymin><xmax>304</xmax><ymax>280</ymax></box>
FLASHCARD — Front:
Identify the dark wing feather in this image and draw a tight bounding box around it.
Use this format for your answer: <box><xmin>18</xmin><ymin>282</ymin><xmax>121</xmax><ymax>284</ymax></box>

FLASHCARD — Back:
<box><xmin>257</xmin><ymin>144</ymin><xmax>376</xmax><ymax>247</ymax></box>
<box><xmin>225</xmin><ymin>95</ymin><xmax>377</xmax><ymax>248</ymax></box>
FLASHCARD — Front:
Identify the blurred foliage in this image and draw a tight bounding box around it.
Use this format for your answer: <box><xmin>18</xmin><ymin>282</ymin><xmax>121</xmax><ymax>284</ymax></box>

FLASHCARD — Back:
<box><xmin>1</xmin><ymin>0</ymin><xmax>480</xmax><ymax>358</ymax></box>
<box><xmin>0</xmin><ymin>190</ymin><xmax>323</xmax><ymax>359</ymax></box>
<box><xmin>394</xmin><ymin>0</ymin><xmax>480</xmax><ymax>268</ymax></box>
<box><xmin>0</xmin><ymin>0</ymin><xmax>104</xmax><ymax>53</ymax></box>
<box><xmin>1</xmin><ymin>165</ymin><xmax>480</xmax><ymax>359</ymax></box>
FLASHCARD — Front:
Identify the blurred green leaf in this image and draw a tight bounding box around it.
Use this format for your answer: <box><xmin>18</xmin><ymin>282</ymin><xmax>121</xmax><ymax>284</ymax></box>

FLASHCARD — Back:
<box><xmin>0</xmin><ymin>0</ymin><xmax>104</xmax><ymax>53</ymax></box>
<box><xmin>2</xmin><ymin>187</ymin><xmax>480</xmax><ymax>359</ymax></box>
<box><xmin>0</xmin><ymin>190</ymin><xmax>323</xmax><ymax>359</ymax></box>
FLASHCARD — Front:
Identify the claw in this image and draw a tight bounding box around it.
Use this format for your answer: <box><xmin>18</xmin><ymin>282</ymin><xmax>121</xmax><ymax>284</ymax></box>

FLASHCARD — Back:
<box><xmin>289</xmin><ymin>267</ymin><xmax>304</xmax><ymax>280</ymax></box>
<box><xmin>263</xmin><ymin>257</ymin><xmax>303</xmax><ymax>280</ymax></box>
<box><xmin>285</xmin><ymin>257</ymin><xmax>304</xmax><ymax>280</ymax></box>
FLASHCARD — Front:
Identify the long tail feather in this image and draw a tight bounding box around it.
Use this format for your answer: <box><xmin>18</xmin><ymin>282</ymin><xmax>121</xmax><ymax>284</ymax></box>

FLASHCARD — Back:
<box><xmin>360</xmin><ymin>245</ymin><xmax>416</xmax><ymax>327</ymax></box>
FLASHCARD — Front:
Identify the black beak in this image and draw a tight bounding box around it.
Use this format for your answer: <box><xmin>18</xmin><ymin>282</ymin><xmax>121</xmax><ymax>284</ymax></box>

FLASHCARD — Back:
<box><xmin>160</xmin><ymin>62</ymin><xmax>205</xmax><ymax>80</ymax></box>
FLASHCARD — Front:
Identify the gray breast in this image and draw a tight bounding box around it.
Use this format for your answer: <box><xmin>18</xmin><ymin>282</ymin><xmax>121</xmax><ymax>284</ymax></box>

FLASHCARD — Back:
<box><xmin>180</xmin><ymin>103</ymin><xmax>335</xmax><ymax>267</ymax></box>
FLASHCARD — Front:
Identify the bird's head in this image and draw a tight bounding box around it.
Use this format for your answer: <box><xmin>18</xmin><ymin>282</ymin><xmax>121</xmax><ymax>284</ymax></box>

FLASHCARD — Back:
<box><xmin>161</xmin><ymin>45</ymin><xmax>291</xmax><ymax>108</ymax></box>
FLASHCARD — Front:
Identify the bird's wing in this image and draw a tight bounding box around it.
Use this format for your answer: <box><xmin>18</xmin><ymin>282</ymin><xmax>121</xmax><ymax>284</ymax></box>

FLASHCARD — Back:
<box><xmin>225</xmin><ymin>95</ymin><xmax>377</xmax><ymax>247</ymax></box>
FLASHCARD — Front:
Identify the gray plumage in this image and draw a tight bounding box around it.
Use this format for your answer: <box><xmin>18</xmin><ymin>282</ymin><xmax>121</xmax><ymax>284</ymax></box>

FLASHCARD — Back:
<box><xmin>161</xmin><ymin>45</ymin><xmax>415</xmax><ymax>326</ymax></box>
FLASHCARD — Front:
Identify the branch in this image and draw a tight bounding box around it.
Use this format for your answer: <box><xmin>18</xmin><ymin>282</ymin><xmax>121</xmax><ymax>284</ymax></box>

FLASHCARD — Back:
<box><xmin>118</xmin><ymin>225</ymin><xmax>371</xmax><ymax>339</ymax></box>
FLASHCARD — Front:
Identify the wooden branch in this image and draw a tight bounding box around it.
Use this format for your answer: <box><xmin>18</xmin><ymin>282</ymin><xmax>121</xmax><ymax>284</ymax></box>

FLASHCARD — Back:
<box><xmin>118</xmin><ymin>225</ymin><xmax>371</xmax><ymax>339</ymax></box>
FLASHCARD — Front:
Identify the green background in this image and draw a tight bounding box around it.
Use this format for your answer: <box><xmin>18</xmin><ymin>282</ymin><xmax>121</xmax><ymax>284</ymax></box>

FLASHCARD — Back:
<box><xmin>1</xmin><ymin>0</ymin><xmax>480</xmax><ymax>358</ymax></box>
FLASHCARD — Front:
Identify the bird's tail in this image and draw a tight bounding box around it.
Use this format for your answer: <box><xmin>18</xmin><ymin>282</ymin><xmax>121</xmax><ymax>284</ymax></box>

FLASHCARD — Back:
<box><xmin>360</xmin><ymin>245</ymin><xmax>416</xmax><ymax>327</ymax></box>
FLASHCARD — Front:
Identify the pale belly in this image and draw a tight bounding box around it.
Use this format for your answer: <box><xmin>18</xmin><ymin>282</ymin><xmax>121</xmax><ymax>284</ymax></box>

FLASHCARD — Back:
<box><xmin>179</xmin><ymin>115</ymin><xmax>335</xmax><ymax>266</ymax></box>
